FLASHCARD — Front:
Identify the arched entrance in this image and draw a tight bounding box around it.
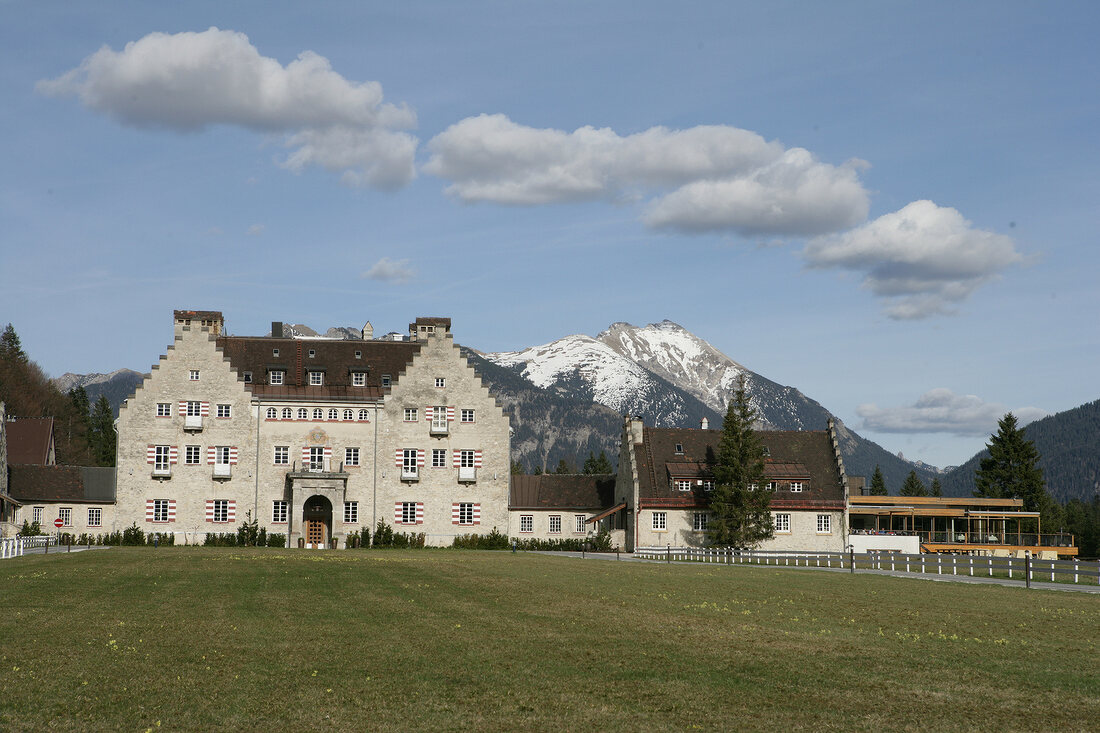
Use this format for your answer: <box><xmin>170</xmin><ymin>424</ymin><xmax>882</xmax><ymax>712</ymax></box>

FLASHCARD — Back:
<box><xmin>302</xmin><ymin>495</ymin><xmax>332</xmax><ymax>549</ymax></box>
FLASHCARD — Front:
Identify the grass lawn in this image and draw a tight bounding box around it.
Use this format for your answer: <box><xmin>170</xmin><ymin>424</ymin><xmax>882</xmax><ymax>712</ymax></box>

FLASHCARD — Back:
<box><xmin>1</xmin><ymin>548</ymin><xmax>1098</xmax><ymax>731</ymax></box>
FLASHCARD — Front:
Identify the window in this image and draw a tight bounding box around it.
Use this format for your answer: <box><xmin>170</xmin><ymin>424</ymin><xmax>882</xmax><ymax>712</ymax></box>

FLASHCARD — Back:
<box><xmin>312</xmin><ymin>408</ymin><xmax>323</xmax><ymax>420</ymax></box>
<box><xmin>575</xmin><ymin>515</ymin><xmax>587</xmax><ymax>533</ymax></box>
<box><xmin>460</xmin><ymin>409</ymin><xmax>475</xmax><ymax>423</ymax></box>
<box><xmin>693</xmin><ymin>512</ymin><xmax>709</xmax><ymax>532</ymax></box>
<box><xmin>435</xmin><ymin>377</ymin><xmax>446</xmax><ymax>388</ymax></box>
<box><xmin>328</xmin><ymin>408</ymin><xmax>339</xmax><ymax>420</ymax></box>
<box><xmin>343</xmin><ymin>409</ymin><xmax>353</xmax><ymax>421</ymax></box>
<box><xmin>214</xmin><ymin>446</ymin><xmax>232</xmax><ymax>465</ymax></box>
<box><xmin>790</xmin><ymin>481</ymin><xmax>804</xmax><ymax>492</ymax></box>
<box><xmin>432</xmin><ymin>449</ymin><xmax>447</xmax><ymax>468</ymax></box>
<box><xmin>404</xmin><ymin>408</ymin><xmax>418</xmax><ymax>422</ymax></box>
<box><xmin>270</xmin><ymin>371</ymin><xmax>285</xmax><ymax>385</ymax></box>
<box><xmin>675</xmin><ymin>443</ymin><xmax>684</xmax><ymax>454</ymax></box>
<box><xmin>748</xmin><ymin>483</ymin><xmax>758</xmax><ymax>491</ymax></box>
<box><xmin>189</xmin><ymin>370</ymin><xmax>199</xmax><ymax>381</ymax></box>
<box><xmin>401</xmin><ymin>502</ymin><xmax>418</xmax><ymax>524</ymax></box>
<box><xmin>381</xmin><ymin>375</ymin><xmax>391</xmax><ymax>388</ymax></box>
<box><xmin>458</xmin><ymin>450</ymin><xmax>476</xmax><ymax>468</ymax></box>
<box><xmin>58</xmin><ymin>507</ymin><xmax>72</xmax><ymax>527</ymax></box>
<box><xmin>520</xmin><ymin>515</ymin><xmax>533</xmax><ymax>533</ymax></box>
<box><xmin>652</xmin><ymin>512</ymin><xmax>667</xmax><ymax>531</ymax></box>
<box><xmin>88</xmin><ymin>508</ymin><xmax>102</xmax><ymax>528</ymax></box>
<box><xmin>431</xmin><ymin>406</ymin><xmax>449</xmax><ymax>432</ymax></box>
<box><xmin>154</xmin><ymin>445</ymin><xmax>172</xmax><ymax>473</ymax></box>
<box><xmin>243</xmin><ymin>371</ymin><xmax>252</xmax><ymax>384</ymax></box>
<box><xmin>272</xmin><ymin>348</ymin><xmax>280</xmax><ymax>357</ymax></box>
<box><xmin>817</xmin><ymin>514</ymin><xmax>832</xmax><ymax>534</ymax></box>
<box><xmin>186</xmin><ymin>401</ymin><xmax>202</xmax><ymax>416</ymax></box>
<box><xmin>309</xmin><ymin>447</ymin><xmax>326</xmax><ymax>472</ymax></box>
<box><xmin>457</xmin><ymin>503</ymin><xmax>475</xmax><ymax>525</ymax></box>
<box><xmin>266</xmin><ymin>407</ymin><xmax>277</xmax><ymax>419</ymax></box>
<box><xmin>702</xmin><ymin>480</ymin><xmax>715</xmax><ymax>491</ymax></box>
<box><xmin>278</xmin><ymin>407</ymin><xmax>289</xmax><ymax>420</ymax></box>
<box><xmin>674</xmin><ymin>479</ymin><xmax>693</xmax><ymax>492</ymax></box>
<box><xmin>309</xmin><ymin>371</ymin><xmax>323</xmax><ymax>386</ymax></box>
<box><xmin>548</xmin><ymin>515</ymin><xmax>562</xmax><ymax>534</ymax></box>
<box><xmin>211</xmin><ymin>500</ymin><xmax>229</xmax><ymax>523</ymax></box>
<box><xmin>352</xmin><ymin>372</ymin><xmax>366</xmax><ymax>387</ymax></box>
<box><xmin>355</xmin><ymin>351</ymin><xmax>362</xmax><ymax>359</ymax></box>
<box><xmin>402</xmin><ymin>449</ymin><xmax>419</xmax><ymax>477</ymax></box>
<box><xmin>358</xmin><ymin>409</ymin><xmax>369</xmax><ymax>421</ymax></box>
<box><xmin>344</xmin><ymin>502</ymin><xmax>358</xmax><ymax>524</ymax></box>
<box><xmin>775</xmin><ymin>513</ymin><xmax>791</xmax><ymax>533</ymax></box>
<box><xmin>308</xmin><ymin>349</ymin><xmax>316</xmax><ymax>358</ymax></box>
<box><xmin>272</xmin><ymin>501</ymin><xmax>288</xmax><ymax>523</ymax></box>
<box><xmin>32</xmin><ymin>507</ymin><xmax>42</xmax><ymax>524</ymax></box>
<box><xmin>766</xmin><ymin>481</ymin><xmax>778</xmax><ymax>491</ymax></box>
<box><xmin>345</xmin><ymin>447</ymin><xmax>360</xmax><ymax>467</ymax></box>
<box><xmin>217</xmin><ymin>404</ymin><xmax>231</xmax><ymax>418</ymax></box>
<box><xmin>156</xmin><ymin>403</ymin><xmax>171</xmax><ymax>417</ymax></box>
<box><xmin>152</xmin><ymin>499</ymin><xmax>170</xmax><ymax>523</ymax></box>
<box><xmin>297</xmin><ymin>408</ymin><xmax>308</xmax><ymax>420</ymax></box>
<box><xmin>273</xmin><ymin>446</ymin><xmax>289</xmax><ymax>465</ymax></box>
<box><xmin>185</xmin><ymin>445</ymin><xmax>201</xmax><ymax>465</ymax></box>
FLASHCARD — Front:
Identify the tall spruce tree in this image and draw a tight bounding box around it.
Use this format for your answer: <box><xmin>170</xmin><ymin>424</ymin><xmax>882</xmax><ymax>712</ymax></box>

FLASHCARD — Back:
<box><xmin>974</xmin><ymin>413</ymin><xmax>1052</xmax><ymax>518</ymax></box>
<box><xmin>707</xmin><ymin>375</ymin><xmax>772</xmax><ymax>547</ymax></box>
<box><xmin>89</xmin><ymin>395</ymin><xmax>117</xmax><ymax>466</ymax></box>
<box><xmin>869</xmin><ymin>465</ymin><xmax>888</xmax><ymax>496</ymax></box>
<box><xmin>900</xmin><ymin>470</ymin><xmax>928</xmax><ymax>496</ymax></box>
<box><xmin>930</xmin><ymin>477</ymin><xmax>943</xmax><ymax>497</ymax></box>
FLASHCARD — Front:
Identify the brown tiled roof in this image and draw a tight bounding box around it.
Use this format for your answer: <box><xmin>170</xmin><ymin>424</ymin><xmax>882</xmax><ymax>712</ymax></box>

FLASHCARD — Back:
<box><xmin>216</xmin><ymin>336</ymin><xmax>420</xmax><ymax>397</ymax></box>
<box><xmin>410</xmin><ymin>317</ymin><xmax>451</xmax><ymax>330</ymax></box>
<box><xmin>509</xmin><ymin>474</ymin><xmax>618</xmax><ymax>510</ymax></box>
<box><xmin>174</xmin><ymin>309</ymin><xmax>223</xmax><ymax>321</ymax></box>
<box><xmin>8</xmin><ymin>465</ymin><xmax>116</xmax><ymax>503</ymax></box>
<box><xmin>6</xmin><ymin>418</ymin><xmax>54</xmax><ymax>464</ymax></box>
<box><xmin>635</xmin><ymin>427</ymin><xmax>844</xmax><ymax>509</ymax></box>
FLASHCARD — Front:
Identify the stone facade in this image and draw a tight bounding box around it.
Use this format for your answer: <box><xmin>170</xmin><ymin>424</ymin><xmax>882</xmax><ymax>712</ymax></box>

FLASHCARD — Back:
<box><xmin>114</xmin><ymin>312</ymin><xmax>511</xmax><ymax>547</ymax></box>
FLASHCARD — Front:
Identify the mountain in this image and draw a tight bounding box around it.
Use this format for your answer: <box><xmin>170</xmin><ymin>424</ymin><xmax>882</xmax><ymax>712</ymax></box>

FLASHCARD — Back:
<box><xmin>484</xmin><ymin>320</ymin><xmax>937</xmax><ymax>489</ymax></box>
<box><xmin>939</xmin><ymin>399</ymin><xmax>1100</xmax><ymax>504</ymax></box>
<box><xmin>52</xmin><ymin>369</ymin><xmax>145</xmax><ymax>416</ymax></box>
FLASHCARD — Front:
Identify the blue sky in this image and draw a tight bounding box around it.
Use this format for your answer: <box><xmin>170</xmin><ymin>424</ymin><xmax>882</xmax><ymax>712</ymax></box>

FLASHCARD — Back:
<box><xmin>2</xmin><ymin>1</ymin><xmax>1097</xmax><ymax>469</ymax></box>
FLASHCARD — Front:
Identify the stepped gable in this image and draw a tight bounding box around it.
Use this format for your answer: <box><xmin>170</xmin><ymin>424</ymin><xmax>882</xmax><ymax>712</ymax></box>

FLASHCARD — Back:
<box><xmin>216</xmin><ymin>336</ymin><xmax>420</xmax><ymax>399</ymax></box>
<box><xmin>510</xmin><ymin>474</ymin><xmax>616</xmax><ymax>510</ymax></box>
<box><xmin>636</xmin><ymin>427</ymin><xmax>845</xmax><ymax>509</ymax></box>
<box><xmin>5</xmin><ymin>418</ymin><xmax>55</xmax><ymax>465</ymax></box>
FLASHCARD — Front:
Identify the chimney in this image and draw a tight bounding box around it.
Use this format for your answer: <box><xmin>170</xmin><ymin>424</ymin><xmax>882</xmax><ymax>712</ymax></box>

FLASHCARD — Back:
<box><xmin>362</xmin><ymin>321</ymin><xmax>373</xmax><ymax>340</ymax></box>
<box><xmin>700</xmin><ymin>417</ymin><xmax>709</xmax><ymax>430</ymax></box>
<box><xmin>271</xmin><ymin>321</ymin><xmax>283</xmax><ymax>338</ymax></box>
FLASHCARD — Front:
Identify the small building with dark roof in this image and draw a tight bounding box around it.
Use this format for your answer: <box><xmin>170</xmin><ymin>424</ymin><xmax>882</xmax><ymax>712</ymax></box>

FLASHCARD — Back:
<box><xmin>508</xmin><ymin>473</ymin><xmax>622</xmax><ymax>542</ymax></box>
<box><xmin>616</xmin><ymin>417</ymin><xmax>849</xmax><ymax>551</ymax></box>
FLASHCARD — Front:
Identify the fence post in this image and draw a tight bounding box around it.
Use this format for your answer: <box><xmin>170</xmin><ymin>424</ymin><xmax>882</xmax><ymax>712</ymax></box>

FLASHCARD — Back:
<box><xmin>849</xmin><ymin>547</ymin><xmax>855</xmax><ymax>574</ymax></box>
<box><xmin>989</xmin><ymin>557</ymin><xmax>992</xmax><ymax>577</ymax></box>
<box><xmin>666</xmin><ymin>544</ymin><xmax>670</xmax><ymax>564</ymax></box>
<box><xmin>1025</xmin><ymin>553</ymin><xmax>1031</xmax><ymax>588</ymax></box>
<box><xmin>1073</xmin><ymin>559</ymin><xmax>1078</xmax><ymax>584</ymax></box>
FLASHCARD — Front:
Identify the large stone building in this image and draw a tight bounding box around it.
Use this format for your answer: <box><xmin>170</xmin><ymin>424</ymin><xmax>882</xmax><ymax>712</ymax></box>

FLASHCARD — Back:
<box><xmin>114</xmin><ymin>311</ymin><xmax>510</xmax><ymax>547</ymax></box>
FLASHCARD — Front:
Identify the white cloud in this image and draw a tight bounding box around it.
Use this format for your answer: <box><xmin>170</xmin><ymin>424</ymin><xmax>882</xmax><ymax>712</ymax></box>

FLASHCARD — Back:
<box><xmin>424</xmin><ymin>113</ymin><xmax>868</xmax><ymax>236</ymax></box>
<box><xmin>803</xmin><ymin>200</ymin><xmax>1022</xmax><ymax>318</ymax></box>
<box><xmin>37</xmin><ymin>27</ymin><xmax>417</xmax><ymax>188</ymax></box>
<box><xmin>246</xmin><ymin>223</ymin><xmax>264</xmax><ymax>236</ymax></box>
<box><xmin>362</xmin><ymin>257</ymin><xmax>415</xmax><ymax>283</ymax></box>
<box><xmin>857</xmin><ymin>388</ymin><xmax>1048</xmax><ymax>436</ymax></box>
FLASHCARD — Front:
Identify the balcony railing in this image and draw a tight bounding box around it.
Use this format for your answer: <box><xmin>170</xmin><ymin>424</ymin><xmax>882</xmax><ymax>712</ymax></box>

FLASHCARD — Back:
<box><xmin>852</xmin><ymin>528</ymin><xmax>1076</xmax><ymax>549</ymax></box>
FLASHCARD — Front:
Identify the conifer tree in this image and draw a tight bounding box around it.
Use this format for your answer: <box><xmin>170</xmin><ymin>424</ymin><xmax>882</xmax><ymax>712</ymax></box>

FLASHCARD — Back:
<box><xmin>0</xmin><ymin>323</ymin><xmax>26</xmax><ymax>363</ymax></box>
<box><xmin>510</xmin><ymin>459</ymin><xmax>525</xmax><ymax>475</ymax></box>
<box><xmin>89</xmin><ymin>395</ymin><xmax>116</xmax><ymax>466</ymax></box>
<box><xmin>974</xmin><ymin>413</ymin><xmax>1052</xmax><ymax>518</ymax></box>
<box><xmin>869</xmin><ymin>465</ymin><xmax>888</xmax><ymax>496</ymax></box>
<box><xmin>900</xmin><ymin>470</ymin><xmax>928</xmax><ymax>496</ymax></box>
<box><xmin>708</xmin><ymin>375</ymin><xmax>772</xmax><ymax>547</ymax></box>
<box><xmin>930</xmin><ymin>477</ymin><xmax>943</xmax><ymax>497</ymax></box>
<box><xmin>583</xmin><ymin>450</ymin><xmax>613</xmax><ymax>474</ymax></box>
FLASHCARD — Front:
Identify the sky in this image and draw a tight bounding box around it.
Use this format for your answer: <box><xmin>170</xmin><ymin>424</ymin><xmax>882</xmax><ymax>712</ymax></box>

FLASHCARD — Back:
<box><xmin>2</xmin><ymin>1</ymin><xmax>1097</xmax><ymax>470</ymax></box>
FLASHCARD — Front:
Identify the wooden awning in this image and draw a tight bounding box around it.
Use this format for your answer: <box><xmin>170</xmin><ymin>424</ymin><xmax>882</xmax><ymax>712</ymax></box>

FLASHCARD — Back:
<box><xmin>587</xmin><ymin>502</ymin><xmax>627</xmax><ymax>524</ymax></box>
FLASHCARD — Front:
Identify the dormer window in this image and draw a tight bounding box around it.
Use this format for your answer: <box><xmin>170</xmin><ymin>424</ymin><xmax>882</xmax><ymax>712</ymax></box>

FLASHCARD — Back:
<box><xmin>435</xmin><ymin>377</ymin><xmax>446</xmax><ymax>388</ymax></box>
<box><xmin>273</xmin><ymin>348</ymin><xmax>279</xmax><ymax>357</ymax></box>
<box><xmin>309</xmin><ymin>371</ymin><xmax>323</xmax><ymax>386</ymax></box>
<box><xmin>189</xmin><ymin>370</ymin><xmax>199</xmax><ymax>381</ymax></box>
<box><xmin>243</xmin><ymin>371</ymin><xmax>252</xmax><ymax>383</ymax></box>
<box><xmin>355</xmin><ymin>351</ymin><xmax>362</xmax><ymax>359</ymax></box>
<box><xmin>761</xmin><ymin>446</ymin><xmax>770</xmax><ymax>457</ymax></box>
<box><xmin>381</xmin><ymin>375</ymin><xmax>392</xmax><ymax>388</ymax></box>
<box><xmin>351</xmin><ymin>372</ymin><xmax>366</xmax><ymax>387</ymax></box>
<box><xmin>308</xmin><ymin>349</ymin><xmax>316</xmax><ymax>358</ymax></box>
<box><xmin>674</xmin><ymin>443</ymin><xmax>684</xmax><ymax>454</ymax></box>
<box><xmin>269</xmin><ymin>371</ymin><xmax>285</xmax><ymax>386</ymax></box>
<box><xmin>790</xmin><ymin>482</ymin><xmax>803</xmax><ymax>492</ymax></box>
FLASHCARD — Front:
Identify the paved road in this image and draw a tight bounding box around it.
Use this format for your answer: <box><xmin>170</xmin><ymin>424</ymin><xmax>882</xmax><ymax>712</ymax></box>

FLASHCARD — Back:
<box><xmin>535</xmin><ymin>550</ymin><xmax>1100</xmax><ymax>594</ymax></box>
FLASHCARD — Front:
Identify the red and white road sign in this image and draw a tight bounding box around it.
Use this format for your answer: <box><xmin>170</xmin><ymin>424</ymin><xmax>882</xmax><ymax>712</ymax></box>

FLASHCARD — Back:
<box><xmin>53</xmin><ymin>518</ymin><xmax>64</xmax><ymax>528</ymax></box>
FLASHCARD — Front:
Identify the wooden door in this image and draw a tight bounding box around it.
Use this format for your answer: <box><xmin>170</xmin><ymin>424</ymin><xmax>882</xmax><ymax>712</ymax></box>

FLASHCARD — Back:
<box><xmin>305</xmin><ymin>519</ymin><xmax>325</xmax><ymax>546</ymax></box>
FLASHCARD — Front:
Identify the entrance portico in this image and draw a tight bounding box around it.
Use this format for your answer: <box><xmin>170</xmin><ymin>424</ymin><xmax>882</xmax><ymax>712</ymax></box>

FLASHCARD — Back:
<box><xmin>286</xmin><ymin>464</ymin><xmax>348</xmax><ymax>549</ymax></box>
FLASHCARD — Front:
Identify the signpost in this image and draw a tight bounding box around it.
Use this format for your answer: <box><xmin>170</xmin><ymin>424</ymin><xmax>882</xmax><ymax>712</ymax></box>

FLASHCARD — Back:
<box><xmin>53</xmin><ymin>518</ymin><xmax>64</xmax><ymax>528</ymax></box>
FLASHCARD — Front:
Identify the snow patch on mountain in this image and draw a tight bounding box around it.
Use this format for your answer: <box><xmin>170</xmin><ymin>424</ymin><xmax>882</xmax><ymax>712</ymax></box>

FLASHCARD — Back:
<box><xmin>53</xmin><ymin>369</ymin><xmax>144</xmax><ymax>393</ymax></box>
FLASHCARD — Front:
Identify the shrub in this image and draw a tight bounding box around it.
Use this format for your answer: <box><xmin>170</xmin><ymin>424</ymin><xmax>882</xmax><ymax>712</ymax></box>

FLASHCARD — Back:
<box><xmin>452</xmin><ymin>528</ymin><xmax>510</xmax><ymax>550</ymax></box>
<box><xmin>236</xmin><ymin>512</ymin><xmax>260</xmax><ymax>547</ymax></box>
<box><xmin>266</xmin><ymin>533</ymin><xmax>286</xmax><ymax>548</ymax></box>
<box><xmin>121</xmin><ymin>523</ymin><xmax>145</xmax><ymax>546</ymax></box>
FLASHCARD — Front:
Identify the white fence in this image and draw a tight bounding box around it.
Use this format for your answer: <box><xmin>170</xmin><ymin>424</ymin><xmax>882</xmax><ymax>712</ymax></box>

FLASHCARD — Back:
<box><xmin>634</xmin><ymin>546</ymin><xmax>1100</xmax><ymax>587</ymax></box>
<box><xmin>1</xmin><ymin>535</ymin><xmax>58</xmax><ymax>559</ymax></box>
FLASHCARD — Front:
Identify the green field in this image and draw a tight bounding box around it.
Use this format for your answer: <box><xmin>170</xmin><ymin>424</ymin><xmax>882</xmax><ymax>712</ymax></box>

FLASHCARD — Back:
<box><xmin>1</xmin><ymin>549</ymin><xmax>1097</xmax><ymax>731</ymax></box>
